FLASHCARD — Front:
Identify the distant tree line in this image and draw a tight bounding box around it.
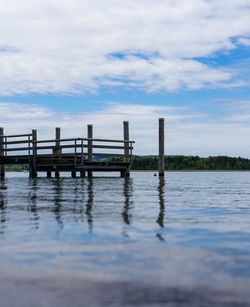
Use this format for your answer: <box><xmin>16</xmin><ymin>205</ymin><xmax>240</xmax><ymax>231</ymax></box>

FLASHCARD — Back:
<box><xmin>130</xmin><ymin>155</ymin><xmax>250</xmax><ymax>170</ymax></box>
<box><xmin>4</xmin><ymin>156</ymin><xmax>250</xmax><ymax>171</ymax></box>
<box><xmin>4</xmin><ymin>164</ymin><xmax>27</xmax><ymax>171</ymax></box>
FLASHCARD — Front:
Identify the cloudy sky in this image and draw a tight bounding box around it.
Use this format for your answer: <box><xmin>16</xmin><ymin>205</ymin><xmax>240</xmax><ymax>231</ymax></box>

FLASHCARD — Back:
<box><xmin>1</xmin><ymin>0</ymin><xmax>250</xmax><ymax>156</ymax></box>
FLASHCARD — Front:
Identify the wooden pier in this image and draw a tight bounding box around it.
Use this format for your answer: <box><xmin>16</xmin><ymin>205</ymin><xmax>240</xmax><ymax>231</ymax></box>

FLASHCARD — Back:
<box><xmin>0</xmin><ymin>122</ymin><xmax>135</xmax><ymax>178</ymax></box>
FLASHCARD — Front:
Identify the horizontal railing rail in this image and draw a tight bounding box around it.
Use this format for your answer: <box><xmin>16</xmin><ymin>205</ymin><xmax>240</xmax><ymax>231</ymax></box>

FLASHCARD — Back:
<box><xmin>3</xmin><ymin>133</ymin><xmax>32</xmax><ymax>138</ymax></box>
<box><xmin>33</xmin><ymin>137</ymin><xmax>135</xmax><ymax>144</ymax></box>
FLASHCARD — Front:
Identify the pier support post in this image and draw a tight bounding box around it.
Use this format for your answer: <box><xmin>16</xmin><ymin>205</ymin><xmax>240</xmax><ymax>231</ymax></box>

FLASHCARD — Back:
<box><xmin>80</xmin><ymin>171</ymin><xmax>86</xmax><ymax>178</ymax></box>
<box><xmin>30</xmin><ymin>129</ymin><xmax>37</xmax><ymax>178</ymax></box>
<box><xmin>54</xmin><ymin>127</ymin><xmax>61</xmax><ymax>178</ymax></box>
<box><xmin>47</xmin><ymin>171</ymin><xmax>52</xmax><ymax>178</ymax></box>
<box><xmin>123</xmin><ymin>121</ymin><xmax>130</xmax><ymax>177</ymax></box>
<box><xmin>120</xmin><ymin>170</ymin><xmax>126</xmax><ymax>177</ymax></box>
<box><xmin>158</xmin><ymin>118</ymin><xmax>165</xmax><ymax>176</ymax></box>
<box><xmin>87</xmin><ymin>124</ymin><xmax>93</xmax><ymax>177</ymax></box>
<box><xmin>71</xmin><ymin>171</ymin><xmax>76</xmax><ymax>178</ymax></box>
<box><xmin>0</xmin><ymin>128</ymin><xmax>5</xmax><ymax>178</ymax></box>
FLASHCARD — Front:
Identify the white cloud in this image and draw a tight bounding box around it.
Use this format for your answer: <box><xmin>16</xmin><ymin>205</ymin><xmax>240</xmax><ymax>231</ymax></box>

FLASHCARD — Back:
<box><xmin>1</xmin><ymin>100</ymin><xmax>250</xmax><ymax>157</ymax></box>
<box><xmin>238</xmin><ymin>37</ymin><xmax>250</xmax><ymax>46</ymax></box>
<box><xmin>0</xmin><ymin>0</ymin><xmax>250</xmax><ymax>95</ymax></box>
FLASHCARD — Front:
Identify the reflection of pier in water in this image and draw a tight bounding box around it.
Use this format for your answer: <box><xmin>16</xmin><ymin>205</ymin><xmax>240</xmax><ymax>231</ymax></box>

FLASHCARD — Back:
<box><xmin>156</xmin><ymin>176</ymin><xmax>165</xmax><ymax>241</ymax></box>
<box><xmin>85</xmin><ymin>178</ymin><xmax>93</xmax><ymax>234</ymax></box>
<box><xmin>52</xmin><ymin>179</ymin><xmax>64</xmax><ymax>229</ymax></box>
<box><xmin>27</xmin><ymin>178</ymin><xmax>40</xmax><ymax>230</ymax></box>
<box><xmin>0</xmin><ymin>178</ymin><xmax>7</xmax><ymax>235</ymax></box>
<box><xmin>0</xmin><ymin>175</ymin><xmax>165</xmax><ymax>238</ymax></box>
<box><xmin>121</xmin><ymin>177</ymin><xmax>133</xmax><ymax>238</ymax></box>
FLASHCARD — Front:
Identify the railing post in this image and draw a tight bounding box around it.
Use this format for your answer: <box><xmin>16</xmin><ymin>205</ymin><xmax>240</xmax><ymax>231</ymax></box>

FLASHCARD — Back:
<box><xmin>30</xmin><ymin>129</ymin><xmax>37</xmax><ymax>178</ymax></box>
<box><xmin>0</xmin><ymin>128</ymin><xmax>5</xmax><ymax>178</ymax></box>
<box><xmin>80</xmin><ymin>139</ymin><xmax>86</xmax><ymax>178</ymax></box>
<box><xmin>123</xmin><ymin>121</ymin><xmax>130</xmax><ymax>177</ymax></box>
<box><xmin>54</xmin><ymin>127</ymin><xmax>61</xmax><ymax>178</ymax></box>
<box><xmin>87</xmin><ymin>124</ymin><xmax>93</xmax><ymax>177</ymax></box>
<box><xmin>159</xmin><ymin>118</ymin><xmax>165</xmax><ymax>176</ymax></box>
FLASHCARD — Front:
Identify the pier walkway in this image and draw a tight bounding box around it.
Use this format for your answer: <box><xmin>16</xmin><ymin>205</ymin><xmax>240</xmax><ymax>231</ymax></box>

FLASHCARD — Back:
<box><xmin>0</xmin><ymin>122</ymin><xmax>134</xmax><ymax>178</ymax></box>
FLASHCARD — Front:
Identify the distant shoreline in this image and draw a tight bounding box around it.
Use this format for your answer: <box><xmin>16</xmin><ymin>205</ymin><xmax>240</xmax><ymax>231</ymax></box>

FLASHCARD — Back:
<box><xmin>4</xmin><ymin>169</ymin><xmax>250</xmax><ymax>173</ymax></box>
<box><xmin>131</xmin><ymin>169</ymin><xmax>250</xmax><ymax>172</ymax></box>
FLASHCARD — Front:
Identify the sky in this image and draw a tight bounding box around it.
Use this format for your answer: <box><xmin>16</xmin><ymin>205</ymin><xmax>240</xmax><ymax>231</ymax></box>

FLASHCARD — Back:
<box><xmin>1</xmin><ymin>0</ymin><xmax>250</xmax><ymax>157</ymax></box>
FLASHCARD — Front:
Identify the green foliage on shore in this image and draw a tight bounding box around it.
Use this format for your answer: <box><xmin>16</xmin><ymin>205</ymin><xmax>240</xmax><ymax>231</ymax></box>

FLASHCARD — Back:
<box><xmin>4</xmin><ymin>164</ymin><xmax>27</xmax><ymax>171</ymax></box>
<box><xmin>130</xmin><ymin>155</ymin><xmax>250</xmax><ymax>170</ymax></box>
<box><xmin>4</xmin><ymin>156</ymin><xmax>250</xmax><ymax>171</ymax></box>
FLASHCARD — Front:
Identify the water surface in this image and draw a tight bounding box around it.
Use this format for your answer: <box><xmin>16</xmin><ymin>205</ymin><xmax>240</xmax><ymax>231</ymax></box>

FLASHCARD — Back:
<box><xmin>0</xmin><ymin>171</ymin><xmax>250</xmax><ymax>306</ymax></box>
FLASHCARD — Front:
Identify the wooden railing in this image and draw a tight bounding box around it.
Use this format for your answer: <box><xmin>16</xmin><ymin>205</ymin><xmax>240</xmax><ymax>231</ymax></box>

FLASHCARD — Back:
<box><xmin>1</xmin><ymin>134</ymin><xmax>135</xmax><ymax>163</ymax></box>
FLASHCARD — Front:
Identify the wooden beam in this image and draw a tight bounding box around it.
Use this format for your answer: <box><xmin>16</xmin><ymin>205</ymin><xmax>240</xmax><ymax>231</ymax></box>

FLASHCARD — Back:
<box><xmin>159</xmin><ymin>118</ymin><xmax>165</xmax><ymax>176</ymax></box>
<box><xmin>30</xmin><ymin>129</ymin><xmax>37</xmax><ymax>178</ymax></box>
<box><xmin>123</xmin><ymin>121</ymin><xmax>130</xmax><ymax>176</ymax></box>
<box><xmin>5</xmin><ymin>144</ymin><xmax>133</xmax><ymax>152</ymax></box>
<box><xmin>4</xmin><ymin>133</ymin><xmax>32</xmax><ymax>138</ymax></box>
<box><xmin>33</xmin><ymin>137</ymin><xmax>134</xmax><ymax>144</ymax></box>
<box><xmin>54</xmin><ymin>127</ymin><xmax>61</xmax><ymax>178</ymax></box>
<box><xmin>88</xmin><ymin>124</ymin><xmax>93</xmax><ymax>177</ymax></box>
<box><xmin>0</xmin><ymin>127</ymin><xmax>5</xmax><ymax>178</ymax></box>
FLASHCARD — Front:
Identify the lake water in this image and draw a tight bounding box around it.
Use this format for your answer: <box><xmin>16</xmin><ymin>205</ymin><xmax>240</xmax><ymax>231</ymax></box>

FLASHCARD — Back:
<box><xmin>0</xmin><ymin>171</ymin><xmax>250</xmax><ymax>306</ymax></box>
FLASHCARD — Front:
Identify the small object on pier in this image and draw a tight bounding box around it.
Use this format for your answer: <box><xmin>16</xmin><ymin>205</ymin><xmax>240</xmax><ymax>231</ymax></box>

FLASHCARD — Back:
<box><xmin>0</xmin><ymin>186</ymin><xmax>7</xmax><ymax>190</ymax></box>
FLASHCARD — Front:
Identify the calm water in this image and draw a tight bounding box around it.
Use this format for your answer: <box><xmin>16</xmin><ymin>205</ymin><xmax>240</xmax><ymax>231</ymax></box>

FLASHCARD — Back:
<box><xmin>1</xmin><ymin>171</ymin><xmax>250</xmax><ymax>306</ymax></box>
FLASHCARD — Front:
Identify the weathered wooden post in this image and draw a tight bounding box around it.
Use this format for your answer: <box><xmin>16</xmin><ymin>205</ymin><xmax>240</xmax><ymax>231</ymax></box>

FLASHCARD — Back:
<box><xmin>87</xmin><ymin>124</ymin><xmax>93</xmax><ymax>177</ymax></box>
<box><xmin>123</xmin><ymin>121</ymin><xmax>130</xmax><ymax>177</ymax></box>
<box><xmin>159</xmin><ymin>118</ymin><xmax>165</xmax><ymax>176</ymax></box>
<box><xmin>54</xmin><ymin>127</ymin><xmax>61</xmax><ymax>178</ymax></box>
<box><xmin>0</xmin><ymin>127</ymin><xmax>5</xmax><ymax>178</ymax></box>
<box><xmin>30</xmin><ymin>129</ymin><xmax>37</xmax><ymax>178</ymax></box>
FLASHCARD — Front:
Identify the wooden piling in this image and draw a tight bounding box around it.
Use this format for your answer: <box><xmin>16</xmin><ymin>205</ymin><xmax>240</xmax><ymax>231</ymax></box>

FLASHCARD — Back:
<box><xmin>0</xmin><ymin>128</ymin><xmax>5</xmax><ymax>178</ymax></box>
<box><xmin>120</xmin><ymin>170</ymin><xmax>126</xmax><ymax>177</ymax></box>
<box><xmin>71</xmin><ymin>171</ymin><xmax>76</xmax><ymax>178</ymax></box>
<box><xmin>30</xmin><ymin>129</ymin><xmax>37</xmax><ymax>178</ymax></box>
<box><xmin>87</xmin><ymin>124</ymin><xmax>93</xmax><ymax>177</ymax></box>
<box><xmin>47</xmin><ymin>171</ymin><xmax>52</xmax><ymax>178</ymax></box>
<box><xmin>158</xmin><ymin>118</ymin><xmax>165</xmax><ymax>176</ymax></box>
<box><xmin>123</xmin><ymin>121</ymin><xmax>130</xmax><ymax>177</ymax></box>
<box><xmin>54</xmin><ymin>127</ymin><xmax>61</xmax><ymax>178</ymax></box>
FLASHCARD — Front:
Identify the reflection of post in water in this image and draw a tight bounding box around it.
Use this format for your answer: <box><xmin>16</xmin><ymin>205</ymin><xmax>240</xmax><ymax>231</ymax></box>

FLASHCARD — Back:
<box><xmin>85</xmin><ymin>177</ymin><xmax>93</xmax><ymax>233</ymax></box>
<box><xmin>0</xmin><ymin>178</ymin><xmax>7</xmax><ymax>235</ymax></box>
<box><xmin>122</xmin><ymin>177</ymin><xmax>133</xmax><ymax>225</ymax></box>
<box><xmin>53</xmin><ymin>178</ymin><xmax>64</xmax><ymax>229</ymax></box>
<box><xmin>121</xmin><ymin>177</ymin><xmax>133</xmax><ymax>238</ymax></box>
<box><xmin>72</xmin><ymin>180</ymin><xmax>85</xmax><ymax>223</ymax></box>
<box><xmin>156</xmin><ymin>176</ymin><xmax>165</xmax><ymax>241</ymax></box>
<box><xmin>27</xmin><ymin>178</ymin><xmax>40</xmax><ymax>230</ymax></box>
